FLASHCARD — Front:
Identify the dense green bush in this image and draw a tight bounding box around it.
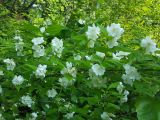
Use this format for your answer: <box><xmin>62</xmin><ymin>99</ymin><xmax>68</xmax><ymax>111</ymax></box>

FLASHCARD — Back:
<box><xmin>0</xmin><ymin>0</ymin><xmax>160</xmax><ymax>120</ymax></box>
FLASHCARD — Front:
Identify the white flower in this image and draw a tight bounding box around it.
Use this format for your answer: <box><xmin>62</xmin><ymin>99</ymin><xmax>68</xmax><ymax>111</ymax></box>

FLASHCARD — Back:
<box><xmin>32</xmin><ymin>4</ymin><xmax>38</xmax><ymax>7</ymax></box>
<box><xmin>44</xmin><ymin>18</ymin><xmax>52</xmax><ymax>26</ymax></box>
<box><xmin>122</xmin><ymin>64</ymin><xmax>140</xmax><ymax>86</ymax></box>
<box><xmin>155</xmin><ymin>53</ymin><xmax>160</xmax><ymax>57</ymax></box>
<box><xmin>64</xmin><ymin>103</ymin><xmax>72</xmax><ymax>109</ymax></box>
<box><xmin>89</xmin><ymin>68</ymin><xmax>107</xmax><ymax>88</ymax></box>
<box><xmin>157</xmin><ymin>48</ymin><xmax>160</xmax><ymax>51</ymax></box>
<box><xmin>58</xmin><ymin>77</ymin><xmax>75</xmax><ymax>88</ymax></box>
<box><xmin>101</xmin><ymin>112</ymin><xmax>112</xmax><ymax>120</ymax></box>
<box><xmin>106</xmin><ymin>23</ymin><xmax>124</xmax><ymax>39</ymax></box>
<box><xmin>14</xmin><ymin>35</ymin><xmax>23</xmax><ymax>41</ymax></box>
<box><xmin>86</xmin><ymin>24</ymin><xmax>100</xmax><ymax>47</ymax></box>
<box><xmin>31</xmin><ymin>37</ymin><xmax>45</xmax><ymax>58</ymax></box>
<box><xmin>32</xmin><ymin>45</ymin><xmax>45</xmax><ymax>58</ymax></box>
<box><xmin>32</xmin><ymin>37</ymin><xmax>44</xmax><ymax>45</ymax></box>
<box><xmin>0</xmin><ymin>71</ymin><xmax>4</xmax><ymax>76</ymax></box>
<box><xmin>61</xmin><ymin>62</ymin><xmax>77</xmax><ymax>78</ymax></box>
<box><xmin>113</xmin><ymin>51</ymin><xmax>130</xmax><ymax>60</ymax></box>
<box><xmin>78</xmin><ymin>19</ymin><xmax>85</xmax><ymax>25</ymax></box>
<box><xmin>0</xmin><ymin>85</ymin><xmax>2</xmax><ymax>94</ymax></box>
<box><xmin>91</xmin><ymin>64</ymin><xmax>105</xmax><ymax>76</ymax></box>
<box><xmin>32</xmin><ymin>112</ymin><xmax>38</xmax><ymax>118</ymax></box>
<box><xmin>140</xmin><ymin>36</ymin><xmax>157</xmax><ymax>54</ymax></box>
<box><xmin>35</xmin><ymin>64</ymin><xmax>47</xmax><ymax>78</ymax></box>
<box><xmin>121</xmin><ymin>97</ymin><xmax>128</xmax><ymax>103</ymax></box>
<box><xmin>40</xmin><ymin>27</ymin><xmax>45</xmax><ymax>33</ymax></box>
<box><xmin>64</xmin><ymin>112</ymin><xmax>75</xmax><ymax>119</ymax></box>
<box><xmin>15</xmin><ymin>42</ymin><xmax>24</xmax><ymax>51</ymax></box>
<box><xmin>15</xmin><ymin>41</ymin><xmax>24</xmax><ymax>56</ymax></box>
<box><xmin>124</xmin><ymin>90</ymin><xmax>129</xmax><ymax>96</ymax></box>
<box><xmin>96</xmin><ymin>52</ymin><xmax>105</xmax><ymax>58</ymax></box>
<box><xmin>107</xmin><ymin>38</ymin><xmax>118</xmax><ymax>48</ymax></box>
<box><xmin>21</xmin><ymin>95</ymin><xmax>34</xmax><ymax>108</ymax></box>
<box><xmin>88</xmin><ymin>40</ymin><xmax>96</xmax><ymax>48</ymax></box>
<box><xmin>106</xmin><ymin>23</ymin><xmax>124</xmax><ymax>48</ymax></box>
<box><xmin>30</xmin><ymin>112</ymin><xmax>38</xmax><ymax>120</ymax></box>
<box><xmin>85</xmin><ymin>55</ymin><xmax>92</xmax><ymax>60</ymax></box>
<box><xmin>12</xmin><ymin>75</ymin><xmax>24</xmax><ymax>85</ymax></box>
<box><xmin>117</xmin><ymin>82</ymin><xmax>124</xmax><ymax>94</ymax></box>
<box><xmin>51</xmin><ymin>37</ymin><xmax>64</xmax><ymax>58</ymax></box>
<box><xmin>3</xmin><ymin>58</ymin><xmax>16</xmax><ymax>71</ymax></box>
<box><xmin>74</xmin><ymin>55</ymin><xmax>82</xmax><ymax>60</ymax></box>
<box><xmin>121</xmin><ymin>90</ymin><xmax>129</xmax><ymax>103</ymax></box>
<box><xmin>0</xmin><ymin>113</ymin><xmax>5</xmax><ymax>120</ymax></box>
<box><xmin>47</xmin><ymin>88</ymin><xmax>57</xmax><ymax>98</ymax></box>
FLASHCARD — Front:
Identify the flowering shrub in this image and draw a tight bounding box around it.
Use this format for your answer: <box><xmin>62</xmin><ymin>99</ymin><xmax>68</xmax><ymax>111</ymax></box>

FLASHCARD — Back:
<box><xmin>0</xmin><ymin>19</ymin><xmax>160</xmax><ymax>120</ymax></box>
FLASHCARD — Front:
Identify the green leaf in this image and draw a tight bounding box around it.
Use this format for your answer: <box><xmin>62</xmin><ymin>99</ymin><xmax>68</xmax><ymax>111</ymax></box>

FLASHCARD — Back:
<box><xmin>134</xmin><ymin>82</ymin><xmax>160</xmax><ymax>97</ymax></box>
<box><xmin>24</xmin><ymin>64</ymin><xmax>37</xmax><ymax>71</ymax></box>
<box><xmin>21</xmin><ymin>23</ymin><xmax>40</xmax><ymax>35</ymax></box>
<box><xmin>87</xmin><ymin>96</ymin><xmax>99</xmax><ymax>105</ymax></box>
<box><xmin>135</xmin><ymin>97</ymin><xmax>160</xmax><ymax>120</ymax></box>
<box><xmin>71</xmin><ymin>34</ymin><xmax>87</xmax><ymax>46</ymax></box>
<box><xmin>46</xmin><ymin>24</ymin><xmax>64</xmax><ymax>36</ymax></box>
<box><xmin>107</xmin><ymin>103</ymin><xmax>120</xmax><ymax>110</ymax></box>
<box><xmin>108</xmin><ymin>82</ymin><xmax>119</xmax><ymax>89</ymax></box>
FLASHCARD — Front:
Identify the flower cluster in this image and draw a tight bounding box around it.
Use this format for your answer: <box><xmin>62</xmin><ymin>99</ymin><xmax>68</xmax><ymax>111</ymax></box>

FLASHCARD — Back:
<box><xmin>96</xmin><ymin>51</ymin><xmax>105</xmax><ymax>58</ymax></box>
<box><xmin>30</xmin><ymin>112</ymin><xmax>38</xmax><ymax>120</ymax></box>
<box><xmin>15</xmin><ymin>41</ymin><xmax>24</xmax><ymax>56</ymax></box>
<box><xmin>101</xmin><ymin>112</ymin><xmax>112</xmax><ymax>120</ymax></box>
<box><xmin>0</xmin><ymin>113</ymin><xmax>5</xmax><ymax>120</ymax></box>
<box><xmin>74</xmin><ymin>54</ymin><xmax>82</xmax><ymax>60</ymax></box>
<box><xmin>14</xmin><ymin>35</ymin><xmax>24</xmax><ymax>56</ymax></box>
<box><xmin>86</xmin><ymin>24</ymin><xmax>100</xmax><ymax>48</ymax></box>
<box><xmin>59</xmin><ymin>77</ymin><xmax>74</xmax><ymax>88</ymax></box>
<box><xmin>64</xmin><ymin>112</ymin><xmax>75</xmax><ymax>119</ymax></box>
<box><xmin>12</xmin><ymin>75</ymin><xmax>24</xmax><ymax>86</ymax></box>
<box><xmin>0</xmin><ymin>71</ymin><xmax>4</xmax><ymax>76</ymax></box>
<box><xmin>121</xmin><ymin>90</ymin><xmax>130</xmax><ymax>103</ymax></box>
<box><xmin>59</xmin><ymin>62</ymin><xmax>77</xmax><ymax>88</ymax></box>
<box><xmin>40</xmin><ymin>27</ymin><xmax>45</xmax><ymax>33</ymax></box>
<box><xmin>91</xmin><ymin>64</ymin><xmax>105</xmax><ymax>76</ymax></box>
<box><xmin>21</xmin><ymin>95</ymin><xmax>34</xmax><ymax>108</ymax></box>
<box><xmin>3</xmin><ymin>58</ymin><xmax>16</xmax><ymax>71</ymax></box>
<box><xmin>61</xmin><ymin>62</ymin><xmax>77</xmax><ymax>78</ymax></box>
<box><xmin>14</xmin><ymin>35</ymin><xmax>23</xmax><ymax>41</ymax></box>
<box><xmin>122</xmin><ymin>64</ymin><xmax>141</xmax><ymax>86</ymax></box>
<box><xmin>106</xmin><ymin>23</ymin><xmax>124</xmax><ymax>48</ymax></box>
<box><xmin>47</xmin><ymin>88</ymin><xmax>57</xmax><ymax>98</ymax></box>
<box><xmin>78</xmin><ymin>19</ymin><xmax>85</xmax><ymax>25</ymax></box>
<box><xmin>140</xmin><ymin>36</ymin><xmax>157</xmax><ymax>54</ymax></box>
<box><xmin>112</xmin><ymin>51</ymin><xmax>130</xmax><ymax>60</ymax></box>
<box><xmin>51</xmin><ymin>37</ymin><xmax>64</xmax><ymax>58</ymax></box>
<box><xmin>32</xmin><ymin>37</ymin><xmax>45</xmax><ymax>58</ymax></box>
<box><xmin>117</xmin><ymin>82</ymin><xmax>129</xmax><ymax>103</ymax></box>
<box><xmin>116</xmin><ymin>82</ymin><xmax>124</xmax><ymax>94</ymax></box>
<box><xmin>35</xmin><ymin>64</ymin><xmax>47</xmax><ymax>78</ymax></box>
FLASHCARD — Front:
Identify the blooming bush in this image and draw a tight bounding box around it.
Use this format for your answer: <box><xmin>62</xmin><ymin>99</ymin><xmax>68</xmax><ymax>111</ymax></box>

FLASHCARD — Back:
<box><xmin>0</xmin><ymin>1</ymin><xmax>160</xmax><ymax>120</ymax></box>
<box><xmin>0</xmin><ymin>20</ymin><xmax>160</xmax><ymax>120</ymax></box>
